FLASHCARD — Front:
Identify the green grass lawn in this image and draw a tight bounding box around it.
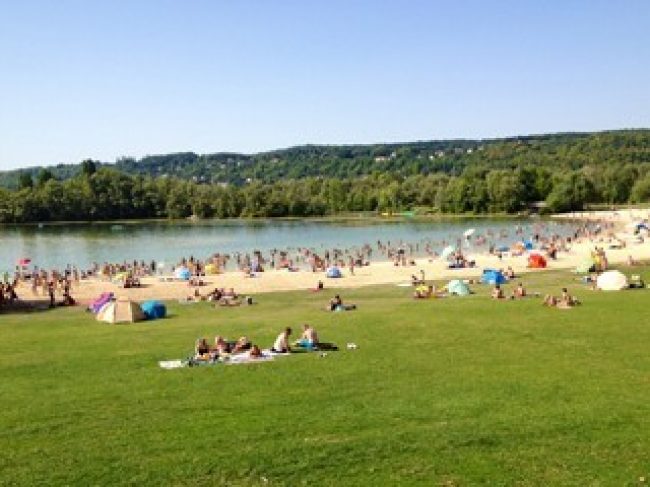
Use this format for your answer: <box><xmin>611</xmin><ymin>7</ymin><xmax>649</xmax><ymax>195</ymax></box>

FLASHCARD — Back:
<box><xmin>1</xmin><ymin>267</ymin><xmax>650</xmax><ymax>486</ymax></box>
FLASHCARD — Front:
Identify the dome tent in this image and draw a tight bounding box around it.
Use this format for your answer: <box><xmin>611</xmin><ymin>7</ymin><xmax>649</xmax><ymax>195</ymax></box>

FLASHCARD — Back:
<box><xmin>89</xmin><ymin>292</ymin><xmax>114</xmax><ymax>314</ymax></box>
<box><xmin>96</xmin><ymin>298</ymin><xmax>145</xmax><ymax>324</ymax></box>
<box><xmin>481</xmin><ymin>269</ymin><xmax>506</xmax><ymax>285</ymax></box>
<box><xmin>205</xmin><ymin>264</ymin><xmax>219</xmax><ymax>275</ymax></box>
<box><xmin>528</xmin><ymin>253</ymin><xmax>547</xmax><ymax>269</ymax></box>
<box><xmin>326</xmin><ymin>267</ymin><xmax>342</xmax><ymax>278</ymax></box>
<box><xmin>141</xmin><ymin>300</ymin><xmax>167</xmax><ymax>320</ymax></box>
<box><xmin>596</xmin><ymin>270</ymin><xmax>628</xmax><ymax>291</ymax></box>
<box><xmin>448</xmin><ymin>279</ymin><xmax>470</xmax><ymax>296</ymax></box>
<box><xmin>174</xmin><ymin>267</ymin><xmax>191</xmax><ymax>280</ymax></box>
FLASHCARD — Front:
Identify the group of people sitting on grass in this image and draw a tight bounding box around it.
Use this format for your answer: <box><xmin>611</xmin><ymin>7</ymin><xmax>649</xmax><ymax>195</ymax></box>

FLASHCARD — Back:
<box><xmin>542</xmin><ymin>288</ymin><xmax>580</xmax><ymax>308</ymax></box>
<box><xmin>491</xmin><ymin>282</ymin><xmax>529</xmax><ymax>300</ymax></box>
<box><xmin>192</xmin><ymin>324</ymin><xmax>334</xmax><ymax>363</ymax></box>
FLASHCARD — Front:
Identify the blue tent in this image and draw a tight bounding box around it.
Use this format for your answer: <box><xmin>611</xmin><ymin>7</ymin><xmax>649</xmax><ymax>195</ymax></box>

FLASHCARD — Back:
<box><xmin>141</xmin><ymin>300</ymin><xmax>167</xmax><ymax>320</ymax></box>
<box><xmin>481</xmin><ymin>268</ymin><xmax>506</xmax><ymax>285</ymax></box>
<box><xmin>174</xmin><ymin>267</ymin><xmax>191</xmax><ymax>280</ymax></box>
<box><xmin>326</xmin><ymin>267</ymin><xmax>342</xmax><ymax>278</ymax></box>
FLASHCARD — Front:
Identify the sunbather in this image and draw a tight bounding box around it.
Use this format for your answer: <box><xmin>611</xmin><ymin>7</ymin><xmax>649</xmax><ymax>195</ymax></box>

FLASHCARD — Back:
<box><xmin>194</xmin><ymin>338</ymin><xmax>211</xmax><ymax>360</ymax></box>
<box><xmin>542</xmin><ymin>294</ymin><xmax>559</xmax><ymax>306</ymax></box>
<box><xmin>491</xmin><ymin>284</ymin><xmax>505</xmax><ymax>300</ymax></box>
<box><xmin>248</xmin><ymin>345</ymin><xmax>263</xmax><ymax>358</ymax></box>
<box><xmin>295</xmin><ymin>324</ymin><xmax>319</xmax><ymax>348</ymax></box>
<box><xmin>513</xmin><ymin>282</ymin><xmax>526</xmax><ymax>298</ymax></box>
<box><xmin>212</xmin><ymin>336</ymin><xmax>231</xmax><ymax>356</ymax></box>
<box><xmin>560</xmin><ymin>288</ymin><xmax>580</xmax><ymax>306</ymax></box>
<box><xmin>271</xmin><ymin>327</ymin><xmax>292</xmax><ymax>353</ymax></box>
<box><xmin>232</xmin><ymin>336</ymin><xmax>252</xmax><ymax>353</ymax></box>
<box><xmin>413</xmin><ymin>285</ymin><xmax>433</xmax><ymax>299</ymax></box>
<box><xmin>328</xmin><ymin>294</ymin><xmax>356</xmax><ymax>311</ymax></box>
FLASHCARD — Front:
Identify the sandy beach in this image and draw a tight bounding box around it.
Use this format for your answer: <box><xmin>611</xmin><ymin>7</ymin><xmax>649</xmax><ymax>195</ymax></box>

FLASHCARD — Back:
<box><xmin>14</xmin><ymin>209</ymin><xmax>650</xmax><ymax>304</ymax></box>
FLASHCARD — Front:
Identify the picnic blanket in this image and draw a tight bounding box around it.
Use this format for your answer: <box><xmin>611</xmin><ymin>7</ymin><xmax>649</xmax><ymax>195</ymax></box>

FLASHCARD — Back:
<box><xmin>158</xmin><ymin>350</ymin><xmax>290</xmax><ymax>369</ymax></box>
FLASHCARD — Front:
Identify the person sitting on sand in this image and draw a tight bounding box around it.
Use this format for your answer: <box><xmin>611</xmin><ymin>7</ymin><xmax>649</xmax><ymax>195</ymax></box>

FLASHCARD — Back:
<box><xmin>271</xmin><ymin>327</ymin><xmax>292</xmax><ymax>353</ymax></box>
<box><xmin>207</xmin><ymin>288</ymin><xmax>223</xmax><ymax>301</ymax></box>
<box><xmin>295</xmin><ymin>324</ymin><xmax>319</xmax><ymax>349</ymax></box>
<box><xmin>491</xmin><ymin>284</ymin><xmax>505</xmax><ymax>300</ymax></box>
<box><xmin>223</xmin><ymin>288</ymin><xmax>238</xmax><ymax>299</ymax></box>
<box><xmin>513</xmin><ymin>282</ymin><xmax>527</xmax><ymax>299</ymax></box>
<box><xmin>60</xmin><ymin>289</ymin><xmax>76</xmax><ymax>306</ymax></box>
<box><xmin>232</xmin><ymin>336</ymin><xmax>252</xmax><ymax>353</ymax></box>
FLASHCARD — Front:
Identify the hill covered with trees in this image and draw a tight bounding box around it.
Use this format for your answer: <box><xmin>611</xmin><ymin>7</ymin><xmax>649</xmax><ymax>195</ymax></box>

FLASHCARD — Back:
<box><xmin>1</xmin><ymin>129</ymin><xmax>650</xmax><ymax>223</ymax></box>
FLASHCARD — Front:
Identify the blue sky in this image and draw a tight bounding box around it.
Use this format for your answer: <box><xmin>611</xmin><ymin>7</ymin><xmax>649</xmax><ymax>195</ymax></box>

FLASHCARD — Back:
<box><xmin>1</xmin><ymin>0</ymin><xmax>649</xmax><ymax>169</ymax></box>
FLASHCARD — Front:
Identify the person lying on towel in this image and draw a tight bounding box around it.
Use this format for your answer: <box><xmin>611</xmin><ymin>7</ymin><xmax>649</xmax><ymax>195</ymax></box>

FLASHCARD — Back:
<box><xmin>328</xmin><ymin>294</ymin><xmax>357</xmax><ymax>311</ymax></box>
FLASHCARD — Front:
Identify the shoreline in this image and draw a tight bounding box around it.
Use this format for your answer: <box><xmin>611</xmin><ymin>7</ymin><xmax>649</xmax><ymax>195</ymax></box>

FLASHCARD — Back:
<box><xmin>1</xmin><ymin>212</ymin><xmax>524</xmax><ymax>228</ymax></box>
<box><xmin>13</xmin><ymin>208</ymin><xmax>650</xmax><ymax>304</ymax></box>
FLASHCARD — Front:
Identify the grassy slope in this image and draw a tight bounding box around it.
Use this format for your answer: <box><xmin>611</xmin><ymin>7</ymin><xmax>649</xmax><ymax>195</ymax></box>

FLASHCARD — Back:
<box><xmin>1</xmin><ymin>267</ymin><xmax>649</xmax><ymax>486</ymax></box>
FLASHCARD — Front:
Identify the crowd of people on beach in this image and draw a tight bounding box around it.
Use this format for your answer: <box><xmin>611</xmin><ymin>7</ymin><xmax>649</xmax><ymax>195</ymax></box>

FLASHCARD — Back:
<box><xmin>3</xmin><ymin>217</ymin><xmax>647</xmax><ymax>315</ymax></box>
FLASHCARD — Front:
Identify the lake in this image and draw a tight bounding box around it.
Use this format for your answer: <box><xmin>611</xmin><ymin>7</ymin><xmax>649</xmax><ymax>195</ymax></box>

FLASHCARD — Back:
<box><xmin>0</xmin><ymin>217</ymin><xmax>579</xmax><ymax>270</ymax></box>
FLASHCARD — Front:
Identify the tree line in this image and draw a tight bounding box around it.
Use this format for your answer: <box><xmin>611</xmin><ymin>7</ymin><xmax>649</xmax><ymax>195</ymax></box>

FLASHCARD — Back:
<box><xmin>2</xmin><ymin>160</ymin><xmax>650</xmax><ymax>223</ymax></box>
<box><xmin>2</xmin><ymin>130</ymin><xmax>649</xmax><ymax>189</ymax></box>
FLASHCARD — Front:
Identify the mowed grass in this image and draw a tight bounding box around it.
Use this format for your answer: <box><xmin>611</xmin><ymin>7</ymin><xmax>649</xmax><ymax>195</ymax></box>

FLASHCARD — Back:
<box><xmin>1</xmin><ymin>267</ymin><xmax>650</xmax><ymax>486</ymax></box>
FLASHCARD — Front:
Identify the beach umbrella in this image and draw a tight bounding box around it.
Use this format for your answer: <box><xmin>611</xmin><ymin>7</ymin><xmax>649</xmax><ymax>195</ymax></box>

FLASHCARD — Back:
<box><xmin>441</xmin><ymin>245</ymin><xmax>456</xmax><ymax>260</ymax></box>
<box><xmin>17</xmin><ymin>258</ymin><xmax>31</xmax><ymax>266</ymax></box>
<box><xmin>463</xmin><ymin>228</ymin><xmax>476</xmax><ymax>238</ymax></box>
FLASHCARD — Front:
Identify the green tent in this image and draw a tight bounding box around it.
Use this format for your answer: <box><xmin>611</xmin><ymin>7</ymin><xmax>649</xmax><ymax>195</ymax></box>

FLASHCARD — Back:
<box><xmin>448</xmin><ymin>279</ymin><xmax>470</xmax><ymax>296</ymax></box>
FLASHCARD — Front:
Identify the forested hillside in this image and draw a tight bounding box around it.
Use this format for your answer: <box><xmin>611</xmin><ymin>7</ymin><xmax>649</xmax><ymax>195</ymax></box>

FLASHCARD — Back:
<box><xmin>1</xmin><ymin>130</ymin><xmax>649</xmax><ymax>223</ymax></box>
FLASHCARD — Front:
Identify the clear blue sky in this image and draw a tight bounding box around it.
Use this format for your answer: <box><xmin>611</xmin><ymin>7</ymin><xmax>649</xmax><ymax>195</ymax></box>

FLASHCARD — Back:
<box><xmin>1</xmin><ymin>0</ymin><xmax>649</xmax><ymax>170</ymax></box>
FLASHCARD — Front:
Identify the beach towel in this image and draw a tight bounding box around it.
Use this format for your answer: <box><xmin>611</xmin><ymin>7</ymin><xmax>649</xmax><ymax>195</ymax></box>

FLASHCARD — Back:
<box><xmin>226</xmin><ymin>353</ymin><xmax>275</xmax><ymax>365</ymax></box>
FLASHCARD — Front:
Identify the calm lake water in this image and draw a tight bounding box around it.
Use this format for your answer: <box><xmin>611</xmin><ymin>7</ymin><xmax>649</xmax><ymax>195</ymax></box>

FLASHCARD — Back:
<box><xmin>0</xmin><ymin>217</ymin><xmax>579</xmax><ymax>270</ymax></box>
